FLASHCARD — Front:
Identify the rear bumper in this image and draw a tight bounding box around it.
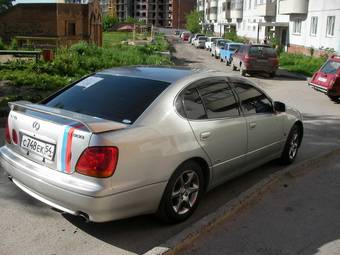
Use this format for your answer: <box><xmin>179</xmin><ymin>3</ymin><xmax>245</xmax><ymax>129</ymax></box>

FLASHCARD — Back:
<box><xmin>309</xmin><ymin>82</ymin><xmax>339</xmax><ymax>96</ymax></box>
<box><xmin>0</xmin><ymin>146</ymin><xmax>166</xmax><ymax>222</ymax></box>
<box><xmin>244</xmin><ymin>65</ymin><xmax>278</xmax><ymax>73</ymax></box>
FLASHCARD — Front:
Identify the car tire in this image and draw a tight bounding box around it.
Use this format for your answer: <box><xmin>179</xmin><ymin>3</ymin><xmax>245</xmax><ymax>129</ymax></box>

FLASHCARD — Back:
<box><xmin>220</xmin><ymin>58</ymin><xmax>223</xmax><ymax>62</ymax></box>
<box><xmin>226</xmin><ymin>60</ymin><xmax>230</xmax><ymax>66</ymax></box>
<box><xmin>215</xmin><ymin>54</ymin><xmax>218</xmax><ymax>59</ymax></box>
<box><xmin>328</xmin><ymin>95</ymin><xmax>339</xmax><ymax>102</ymax></box>
<box><xmin>280</xmin><ymin>124</ymin><xmax>302</xmax><ymax>165</ymax></box>
<box><xmin>231</xmin><ymin>61</ymin><xmax>237</xmax><ymax>71</ymax></box>
<box><xmin>156</xmin><ymin>161</ymin><xmax>204</xmax><ymax>223</ymax></box>
<box><xmin>240</xmin><ymin>64</ymin><xmax>246</xmax><ymax>76</ymax></box>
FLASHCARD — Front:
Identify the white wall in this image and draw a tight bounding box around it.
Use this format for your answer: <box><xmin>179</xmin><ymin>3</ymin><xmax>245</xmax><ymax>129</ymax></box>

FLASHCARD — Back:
<box><xmin>289</xmin><ymin>0</ymin><xmax>340</xmax><ymax>53</ymax></box>
<box><xmin>236</xmin><ymin>0</ymin><xmax>266</xmax><ymax>42</ymax></box>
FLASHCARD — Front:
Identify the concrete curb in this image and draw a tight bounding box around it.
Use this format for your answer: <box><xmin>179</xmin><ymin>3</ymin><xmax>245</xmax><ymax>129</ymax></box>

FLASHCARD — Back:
<box><xmin>144</xmin><ymin>148</ymin><xmax>340</xmax><ymax>255</ymax></box>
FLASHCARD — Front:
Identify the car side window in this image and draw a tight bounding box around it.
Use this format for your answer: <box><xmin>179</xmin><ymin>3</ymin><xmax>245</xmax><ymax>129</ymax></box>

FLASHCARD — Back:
<box><xmin>198</xmin><ymin>81</ymin><xmax>240</xmax><ymax>119</ymax></box>
<box><xmin>181</xmin><ymin>88</ymin><xmax>207</xmax><ymax>120</ymax></box>
<box><xmin>232</xmin><ymin>82</ymin><xmax>273</xmax><ymax>115</ymax></box>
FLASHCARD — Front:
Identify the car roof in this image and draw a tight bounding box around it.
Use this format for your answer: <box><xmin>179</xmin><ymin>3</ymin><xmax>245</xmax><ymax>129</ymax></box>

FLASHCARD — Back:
<box><xmin>97</xmin><ymin>66</ymin><xmax>195</xmax><ymax>83</ymax></box>
<box><xmin>227</xmin><ymin>42</ymin><xmax>243</xmax><ymax>45</ymax></box>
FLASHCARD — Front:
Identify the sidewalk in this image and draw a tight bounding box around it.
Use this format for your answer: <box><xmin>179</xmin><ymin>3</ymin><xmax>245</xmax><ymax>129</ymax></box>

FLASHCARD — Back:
<box><xmin>178</xmin><ymin>151</ymin><xmax>340</xmax><ymax>255</ymax></box>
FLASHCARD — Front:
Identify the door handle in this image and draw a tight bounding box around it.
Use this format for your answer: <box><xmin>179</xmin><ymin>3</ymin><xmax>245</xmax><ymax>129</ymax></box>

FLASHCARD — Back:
<box><xmin>200</xmin><ymin>131</ymin><xmax>211</xmax><ymax>140</ymax></box>
<box><xmin>249</xmin><ymin>122</ymin><xmax>257</xmax><ymax>129</ymax></box>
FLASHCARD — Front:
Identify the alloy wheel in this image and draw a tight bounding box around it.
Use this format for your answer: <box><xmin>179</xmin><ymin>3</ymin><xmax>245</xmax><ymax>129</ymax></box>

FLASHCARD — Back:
<box><xmin>171</xmin><ymin>170</ymin><xmax>200</xmax><ymax>215</ymax></box>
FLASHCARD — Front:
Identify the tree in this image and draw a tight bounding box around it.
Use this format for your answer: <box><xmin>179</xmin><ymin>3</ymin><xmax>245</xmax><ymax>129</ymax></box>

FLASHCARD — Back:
<box><xmin>185</xmin><ymin>10</ymin><xmax>203</xmax><ymax>34</ymax></box>
<box><xmin>103</xmin><ymin>15</ymin><xmax>119</xmax><ymax>32</ymax></box>
<box><xmin>0</xmin><ymin>0</ymin><xmax>13</xmax><ymax>14</ymax></box>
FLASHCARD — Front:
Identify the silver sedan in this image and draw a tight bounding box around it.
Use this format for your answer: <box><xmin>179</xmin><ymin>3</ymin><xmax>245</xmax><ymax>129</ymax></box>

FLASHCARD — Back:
<box><xmin>0</xmin><ymin>67</ymin><xmax>303</xmax><ymax>223</ymax></box>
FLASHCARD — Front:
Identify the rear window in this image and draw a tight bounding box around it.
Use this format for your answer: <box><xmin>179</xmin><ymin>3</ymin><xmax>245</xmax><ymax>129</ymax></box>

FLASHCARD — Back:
<box><xmin>320</xmin><ymin>60</ymin><xmax>340</xmax><ymax>74</ymax></box>
<box><xmin>217</xmin><ymin>40</ymin><xmax>226</xmax><ymax>47</ymax></box>
<box><xmin>44</xmin><ymin>74</ymin><xmax>170</xmax><ymax>124</ymax></box>
<box><xmin>229</xmin><ymin>44</ymin><xmax>241</xmax><ymax>51</ymax></box>
<box><xmin>249</xmin><ymin>46</ymin><xmax>277</xmax><ymax>57</ymax></box>
<box><xmin>199</xmin><ymin>37</ymin><xmax>208</xmax><ymax>41</ymax></box>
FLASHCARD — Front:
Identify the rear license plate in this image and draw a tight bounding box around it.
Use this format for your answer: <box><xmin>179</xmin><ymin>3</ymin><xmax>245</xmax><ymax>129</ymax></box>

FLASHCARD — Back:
<box><xmin>257</xmin><ymin>59</ymin><xmax>267</xmax><ymax>63</ymax></box>
<box><xmin>21</xmin><ymin>135</ymin><xmax>55</xmax><ymax>161</ymax></box>
<box><xmin>318</xmin><ymin>77</ymin><xmax>327</xmax><ymax>82</ymax></box>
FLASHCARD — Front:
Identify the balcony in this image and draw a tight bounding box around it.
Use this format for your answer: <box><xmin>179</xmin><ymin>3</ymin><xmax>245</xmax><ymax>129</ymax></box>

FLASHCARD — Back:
<box><xmin>255</xmin><ymin>1</ymin><xmax>276</xmax><ymax>16</ymax></box>
<box><xmin>198</xmin><ymin>5</ymin><xmax>204</xmax><ymax>11</ymax></box>
<box><xmin>209</xmin><ymin>13</ymin><xmax>217</xmax><ymax>21</ymax></box>
<box><xmin>230</xmin><ymin>0</ymin><xmax>243</xmax><ymax>19</ymax></box>
<box><xmin>210</xmin><ymin>0</ymin><xmax>217</xmax><ymax>8</ymax></box>
<box><xmin>278</xmin><ymin>0</ymin><xmax>308</xmax><ymax>15</ymax></box>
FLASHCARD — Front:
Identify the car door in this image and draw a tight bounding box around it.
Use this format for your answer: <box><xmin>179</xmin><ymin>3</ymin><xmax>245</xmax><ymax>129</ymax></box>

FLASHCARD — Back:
<box><xmin>230</xmin><ymin>78</ymin><xmax>285</xmax><ymax>167</ymax></box>
<box><xmin>179</xmin><ymin>78</ymin><xmax>248</xmax><ymax>186</ymax></box>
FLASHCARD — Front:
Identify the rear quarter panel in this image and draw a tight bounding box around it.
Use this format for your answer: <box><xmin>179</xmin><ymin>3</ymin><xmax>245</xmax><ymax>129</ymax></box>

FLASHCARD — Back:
<box><xmin>90</xmin><ymin>79</ymin><xmax>212</xmax><ymax>194</ymax></box>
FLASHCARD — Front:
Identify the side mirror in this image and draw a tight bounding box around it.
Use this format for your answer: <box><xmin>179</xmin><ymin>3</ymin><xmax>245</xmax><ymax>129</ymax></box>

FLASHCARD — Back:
<box><xmin>274</xmin><ymin>101</ymin><xmax>286</xmax><ymax>112</ymax></box>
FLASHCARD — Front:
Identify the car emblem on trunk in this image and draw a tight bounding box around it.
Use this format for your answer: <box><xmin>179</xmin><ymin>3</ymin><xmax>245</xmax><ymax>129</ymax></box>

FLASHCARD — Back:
<box><xmin>32</xmin><ymin>121</ymin><xmax>40</xmax><ymax>131</ymax></box>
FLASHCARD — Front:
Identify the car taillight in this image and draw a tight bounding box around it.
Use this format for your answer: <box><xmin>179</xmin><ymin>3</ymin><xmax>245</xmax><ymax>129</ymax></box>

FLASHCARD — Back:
<box><xmin>76</xmin><ymin>147</ymin><xmax>119</xmax><ymax>178</ymax></box>
<box><xmin>270</xmin><ymin>58</ymin><xmax>279</xmax><ymax>65</ymax></box>
<box><xmin>5</xmin><ymin>120</ymin><xmax>11</xmax><ymax>144</ymax></box>
<box><xmin>12</xmin><ymin>129</ymin><xmax>18</xmax><ymax>144</ymax></box>
<box><xmin>244</xmin><ymin>55</ymin><xmax>255</xmax><ymax>62</ymax></box>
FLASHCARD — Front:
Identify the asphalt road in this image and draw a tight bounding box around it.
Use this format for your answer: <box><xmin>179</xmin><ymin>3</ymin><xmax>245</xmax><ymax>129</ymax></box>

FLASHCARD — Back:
<box><xmin>0</xmin><ymin>38</ymin><xmax>339</xmax><ymax>255</ymax></box>
<box><xmin>179</xmin><ymin>149</ymin><xmax>340</xmax><ymax>255</ymax></box>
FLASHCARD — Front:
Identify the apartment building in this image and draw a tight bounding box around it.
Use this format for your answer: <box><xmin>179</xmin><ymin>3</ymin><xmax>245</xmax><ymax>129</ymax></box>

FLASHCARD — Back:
<box><xmin>198</xmin><ymin>0</ymin><xmax>340</xmax><ymax>54</ymax></box>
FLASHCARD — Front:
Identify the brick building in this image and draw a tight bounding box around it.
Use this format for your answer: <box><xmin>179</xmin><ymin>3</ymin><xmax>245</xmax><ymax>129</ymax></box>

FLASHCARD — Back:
<box><xmin>0</xmin><ymin>0</ymin><xmax>102</xmax><ymax>48</ymax></box>
<box><xmin>172</xmin><ymin>0</ymin><xmax>196</xmax><ymax>29</ymax></box>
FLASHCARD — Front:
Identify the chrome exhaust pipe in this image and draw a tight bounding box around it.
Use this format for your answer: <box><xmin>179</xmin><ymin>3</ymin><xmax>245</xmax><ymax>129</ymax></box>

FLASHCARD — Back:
<box><xmin>78</xmin><ymin>212</ymin><xmax>90</xmax><ymax>223</ymax></box>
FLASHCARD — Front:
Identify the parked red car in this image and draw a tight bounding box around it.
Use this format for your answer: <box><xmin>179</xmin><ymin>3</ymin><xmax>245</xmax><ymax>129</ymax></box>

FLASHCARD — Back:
<box><xmin>181</xmin><ymin>32</ymin><xmax>191</xmax><ymax>42</ymax></box>
<box><xmin>231</xmin><ymin>44</ymin><xmax>279</xmax><ymax>77</ymax></box>
<box><xmin>309</xmin><ymin>55</ymin><xmax>340</xmax><ymax>101</ymax></box>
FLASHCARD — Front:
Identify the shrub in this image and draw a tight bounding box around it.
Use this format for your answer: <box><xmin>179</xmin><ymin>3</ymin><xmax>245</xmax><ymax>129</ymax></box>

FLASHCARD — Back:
<box><xmin>0</xmin><ymin>40</ymin><xmax>173</xmax><ymax>94</ymax></box>
<box><xmin>0</xmin><ymin>38</ymin><xmax>6</xmax><ymax>50</ymax></box>
<box><xmin>279</xmin><ymin>53</ymin><xmax>327</xmax><ymax>76</ymax></box>
<box><xmin>9</xmin><ymin>38</ymin><xmax>18</xmax><ymax>50</ymax></box>
<box><xmin>103</xmin><ymin>15</ymin><xmax>119</xmax><ymax>32</ymax></box>
<box><xmin>223</xmin><ymin>32</ymin><xmax>248</xmax><ymax>43</ymax></box>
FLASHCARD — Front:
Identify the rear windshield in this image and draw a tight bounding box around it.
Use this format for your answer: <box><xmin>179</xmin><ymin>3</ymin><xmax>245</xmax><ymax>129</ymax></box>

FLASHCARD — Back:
<box><xmin>198</xmin><ymin>37</ymin><xmax>208</xmax><ymax>41</ymax></box>
<box><xmin>211</xmin><ymin>38</ymin><xmax>220</xmax><ymax>43</ymax></box>
<box><xmin>320</xmin><ymin>60</ymin><xmax>340</xmax><ymax>74</ymax></box>
<box><xmin>217</xmin><ymin>40</ymin><xmax>227</xmax><ymax>47</ymax></box>
<box><xmin>249</xmin><ymin>46</ymin><xmax>277</xmax><ymax>57</ymax></box>
<box><xmin>229</xmin><ymin>44</ymin><xmax>241</xmax><ymax>51</ymax></box>
<box><xmin>44</xmin><ymin>74</ymin><xmax>170</xmax><ymax>124</ymax></box>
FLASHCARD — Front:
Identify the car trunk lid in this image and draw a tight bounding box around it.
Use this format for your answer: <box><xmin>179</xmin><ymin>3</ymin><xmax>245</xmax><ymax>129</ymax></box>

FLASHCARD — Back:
<box><xmin>6</xmin><ymin>101</ymin><xmax>128</xmax><ymax>174</ymax></box>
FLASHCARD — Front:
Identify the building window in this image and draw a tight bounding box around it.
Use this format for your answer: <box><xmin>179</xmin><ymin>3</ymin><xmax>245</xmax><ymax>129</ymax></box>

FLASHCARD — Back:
<box><xmin>248</xmin><ymin>0</ymin><xmax>252</xmax><ymax>9</ymax></box>
<box><xmin>66</xmin><ymin>22</ymin><xmax>76</xmax><ymax>36</ymax></box>
<box><xmin>326</xmin><ymin>16</ymin><xmax>335</xmax><ymax>37</ymax></box>
<box><xmin>293</xmin><ymin>19</ymin><xmax>302</xmax><ymax>35</ymax></box>
<box><xmin>310</xmin><ymin>16</ymin><xmax>318</xmax><ymax>36</ymax></box>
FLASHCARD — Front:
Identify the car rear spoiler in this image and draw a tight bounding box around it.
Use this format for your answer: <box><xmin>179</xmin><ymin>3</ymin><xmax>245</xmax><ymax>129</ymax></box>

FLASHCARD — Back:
<box><xmin>9</xmin><ymin>101</ymin><xmax>129</xmax><ymax>134</ymax></box>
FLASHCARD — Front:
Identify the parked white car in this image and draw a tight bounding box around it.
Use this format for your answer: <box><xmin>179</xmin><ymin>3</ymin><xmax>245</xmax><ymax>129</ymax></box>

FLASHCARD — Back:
<box><xmin>205</xmin><ymin>37</ymin><xmax>221</xmax><ymax>51</ymax></box>
<box><xmin>194</xmin><ymin>36</ymin><xmax>208</xmax><ymax>48</ymax></box>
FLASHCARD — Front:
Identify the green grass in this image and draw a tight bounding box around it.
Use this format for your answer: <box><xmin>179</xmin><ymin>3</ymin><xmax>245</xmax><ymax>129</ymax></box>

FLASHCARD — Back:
<box><xmin>103</xmin><ymin>32</ymin><xmax>133</xmax><ymax>48</ymax></box>
<box><xmin>0</xmin><ymin>38</ymin><xmax>172</xmax><ymax>111</ymax></box>
<box><xmin>279</xmin><ymin>53</ymin><xmax>326</xmax><ymax>77</ymax></box>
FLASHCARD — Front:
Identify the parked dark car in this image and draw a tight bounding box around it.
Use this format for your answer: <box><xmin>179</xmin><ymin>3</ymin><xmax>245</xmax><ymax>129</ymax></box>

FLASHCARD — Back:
<box><xmin>231</xmin><ymin>44</ymin><xmax>279</xmax><ymax>77</ymax></box>
<box><xmin>309</xmin><ymin>55</ymin><xmax>340</xmax><ymax>101</ymax></box>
